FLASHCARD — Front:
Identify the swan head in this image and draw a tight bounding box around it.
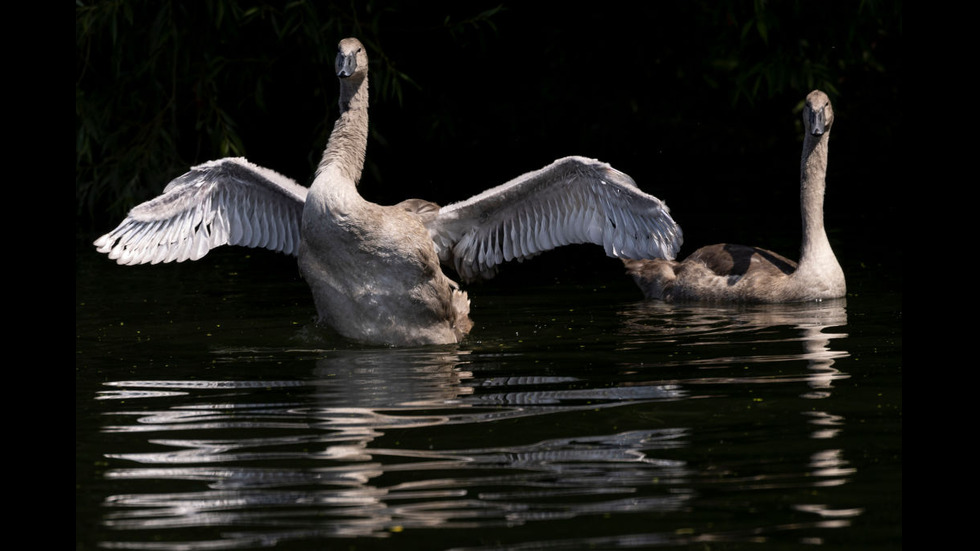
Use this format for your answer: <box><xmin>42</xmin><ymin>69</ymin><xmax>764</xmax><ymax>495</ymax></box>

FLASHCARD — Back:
<box><xmin>336</xmin><ymin>38</ymin><xmax>368</xmax><ymax>80</ymax></box>
<box><xmin>804</xmin><ymin>90</ymin><xmax>834</xmax><ymax>137</ymax></box>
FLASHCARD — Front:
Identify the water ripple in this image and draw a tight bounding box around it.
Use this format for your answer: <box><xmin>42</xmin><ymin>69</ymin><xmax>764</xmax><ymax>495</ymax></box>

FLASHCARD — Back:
<box><xmin>87</xmin><ymin>300</ymin><xmax>866</xmax><ymax>550</ymax></box>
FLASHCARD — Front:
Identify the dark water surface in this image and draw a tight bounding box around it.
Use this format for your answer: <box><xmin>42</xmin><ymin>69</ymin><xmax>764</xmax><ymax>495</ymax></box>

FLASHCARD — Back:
<box><xmin>76</xmin><ymin>241</ymin><xmax>902</xmax><ymax>550</ymax></box>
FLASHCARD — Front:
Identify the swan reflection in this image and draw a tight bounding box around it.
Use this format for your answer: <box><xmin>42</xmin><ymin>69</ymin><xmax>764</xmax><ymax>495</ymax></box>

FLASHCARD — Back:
<box><xmin>94</xmin><ymin>300</ymin><xmax>856</xmax><ymax>548</ymax></box>
<box><xmin>616</xmin><ymin>297</ymin><xmax>849</xmax><ymax>397</ymax></box>
<box><xmin>612</xmin><ymin>297</ymin><xmax>861</xmax><ymax>535</ymax></box>
<box><xmin>96</xmin><ymin>346</ymin><xmax>691</xmax><ymax>547</ymax></box>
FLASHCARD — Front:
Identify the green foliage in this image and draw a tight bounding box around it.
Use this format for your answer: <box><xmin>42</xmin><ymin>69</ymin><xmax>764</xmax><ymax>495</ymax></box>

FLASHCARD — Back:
<box><xmin>76</xmin><ymin>1</ymin><xmax>898</xmax><ymax>229</ymax></box>
<box><xmin>701</xmin><ymin>0</ymin><xmax>901</xmax><ymax>105</ymax></box>
<box><xmin>75</xmin><ymin>0</ymin><xmax>503</xmax><ymax>226</ymax></box>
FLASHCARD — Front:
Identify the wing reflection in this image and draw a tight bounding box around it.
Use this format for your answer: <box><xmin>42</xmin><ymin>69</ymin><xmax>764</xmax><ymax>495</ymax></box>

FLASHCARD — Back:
<box><xmin>96</xmin><ymin>347</ymin><xmax>692</xmax><ymax>548</ymax></box>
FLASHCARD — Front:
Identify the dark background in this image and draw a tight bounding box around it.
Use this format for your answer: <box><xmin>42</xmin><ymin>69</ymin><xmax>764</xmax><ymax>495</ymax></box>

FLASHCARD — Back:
<box><xmin>76</xmin><ymin>1</ymin><xmax>901</xmax><ymax>291</ymax></box>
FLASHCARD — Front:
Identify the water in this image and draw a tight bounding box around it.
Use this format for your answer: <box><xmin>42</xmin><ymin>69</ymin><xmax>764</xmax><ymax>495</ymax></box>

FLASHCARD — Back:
<box><xmin>76</xmin><ymin>242</ymin><xmax>902</xmax><ymax>550</ymax></box>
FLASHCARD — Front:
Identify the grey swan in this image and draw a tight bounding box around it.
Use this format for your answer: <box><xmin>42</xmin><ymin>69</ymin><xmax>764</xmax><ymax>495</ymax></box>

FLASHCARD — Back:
<box><xmin>94</xmin><ymin>37</ymin><xmax>683</xmax><ymax>346</ymax></box>
<box><xmin>623</xmin><ymin>90</ymin><xmax>845</xmax><ymax>303</ymax></box>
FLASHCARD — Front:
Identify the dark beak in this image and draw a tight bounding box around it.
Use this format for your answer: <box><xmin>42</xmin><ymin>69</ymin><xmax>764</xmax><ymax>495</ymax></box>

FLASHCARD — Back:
<box><xmin>336</xmin><ymin>52</ymin><xmax>357</xmax><ymax>79</ymax></box>
<box><xmin>809</xmin><ymin>107</ymin><xmax>827</xmax><ymax>136</ymax></box>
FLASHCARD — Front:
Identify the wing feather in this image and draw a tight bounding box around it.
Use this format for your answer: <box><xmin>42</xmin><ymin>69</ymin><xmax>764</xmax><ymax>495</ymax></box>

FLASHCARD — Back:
<box><xmin>94</xmin><ymin>158</ymin><xmax>308</xmax><ymax>265</ymax></box>
<box><xmin>427</xmin><ymin>156</ymin><xmax>683</xmax><ymax>282</ymax></box>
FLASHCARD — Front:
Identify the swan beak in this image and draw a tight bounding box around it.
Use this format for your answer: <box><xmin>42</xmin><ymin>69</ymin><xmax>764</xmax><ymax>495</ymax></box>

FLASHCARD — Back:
<box><xmin>336</xmin><ymin>52</ymin><xmax>357</xmax><ymax>79</ymax></box>
<box><xmin>810</xmin><ymin>107</ymin><xmax>827</xmax><ymax>136</ymax></box>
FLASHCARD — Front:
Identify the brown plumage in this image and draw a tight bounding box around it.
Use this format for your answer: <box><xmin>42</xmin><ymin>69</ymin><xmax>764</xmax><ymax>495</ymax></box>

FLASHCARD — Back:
<box><xmin>624</xmin><ymin>90</ymin><xmax>845</xmax><ymax>303</ymax></box>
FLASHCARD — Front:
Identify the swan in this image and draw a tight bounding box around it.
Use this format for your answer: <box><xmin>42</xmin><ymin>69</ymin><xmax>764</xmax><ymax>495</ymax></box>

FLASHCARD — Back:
<box><xmin>623</xmin><ymin>90</ymin><xmax>845</xmax><ymax>303</ymax></box>
<box><xmin>94</xmin><ymin>37</ymin><xmax>683</xmax><ymax>345</ymax></box>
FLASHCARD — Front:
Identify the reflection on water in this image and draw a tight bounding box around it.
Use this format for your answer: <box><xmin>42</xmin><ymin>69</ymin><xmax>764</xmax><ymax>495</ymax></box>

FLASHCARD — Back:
<box><xmin>95</xmin><ymin>347</ymin><xmax>691</xmax><ymax>548</ymax></box>
<box><xmin>81</xmin><ymin>297</ymin><xmax>877</xmax><ymax>550</ymax></box>
<box><xmin>617</xmin><ymin>298</ymin><xmax>850</xmax><ymax>399</ymax></box>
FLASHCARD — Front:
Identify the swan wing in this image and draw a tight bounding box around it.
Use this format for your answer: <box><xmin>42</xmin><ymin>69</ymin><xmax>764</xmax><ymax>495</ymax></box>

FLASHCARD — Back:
<box><xmin>93</xmin><ymin>157</ymin><xmax>308</xmax><ymax>265</ymax></box>
<box><xmin>428</xmin><ymin>156</ymin><xmax>683</xmax><ymax>281</ymax></box>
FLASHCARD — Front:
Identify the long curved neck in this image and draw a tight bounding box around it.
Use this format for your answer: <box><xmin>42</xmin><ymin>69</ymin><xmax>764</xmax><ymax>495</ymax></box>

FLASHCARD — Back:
<box><xmin>312</xmin><ymin>74</ymin><xmax>369</xmax><ymax>205</ymax></box>
<box><xmin>797</xmin><ymin>129</ymin><xmax>832</xmax><ymax>268</ymax></box>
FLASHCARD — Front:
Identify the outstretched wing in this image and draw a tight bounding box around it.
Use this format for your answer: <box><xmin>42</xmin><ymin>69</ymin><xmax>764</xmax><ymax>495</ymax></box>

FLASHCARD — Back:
<box><xmin>428</xmin><ymin>156</ymin><xmax>683</xmax><ymax>282</ymax></box>
<box><xmin>93</xmin><ymin>157</ymin><xmax>308</xmax><ymax>265</ymax></box>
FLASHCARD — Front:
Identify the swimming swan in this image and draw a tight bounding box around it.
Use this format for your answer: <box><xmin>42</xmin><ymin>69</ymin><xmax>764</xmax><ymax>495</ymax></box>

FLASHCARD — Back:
<box><xmin>623</xmin><ymin>90</ymin><xmax>844</xmax><ymax>303</ymax></box>
<box><xmin>94</xmin><ymin>37</ymin><xmax>682</xmax><ymax>345</ymax></box>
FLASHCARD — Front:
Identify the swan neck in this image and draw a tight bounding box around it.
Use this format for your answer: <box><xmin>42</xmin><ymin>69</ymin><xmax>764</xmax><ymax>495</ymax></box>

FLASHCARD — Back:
<box><xmin>316</xmin><ymin>75</ymin><xmax>369</xmax><ymax>192</ymax></box>
<box><xmin>798</xmin><ymin>129</ymin><xmax>831</xmax><ymax>266</ymax></box>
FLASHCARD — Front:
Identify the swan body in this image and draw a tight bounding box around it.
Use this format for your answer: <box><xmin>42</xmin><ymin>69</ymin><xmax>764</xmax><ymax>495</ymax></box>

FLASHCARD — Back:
<box><xmin>94</xmin><ymin>37</ymin><xmax>683</xmax><ymax>345</ymax></box>
<box><xmin>624</xmin><ymin>89</ymin><xmax>845</xmax><ymax>303</ymax></box>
